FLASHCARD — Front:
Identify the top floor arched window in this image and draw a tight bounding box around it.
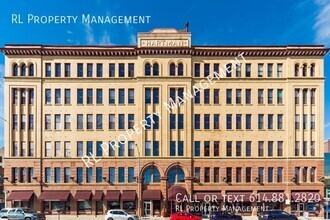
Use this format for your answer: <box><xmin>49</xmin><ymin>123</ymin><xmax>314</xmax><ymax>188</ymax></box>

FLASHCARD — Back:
<box><xmin>145</xmin><ymin>63</ymin><xmax>151</xmax><ymax>76</ymax></box>
<box><xmin>302</xmin><ymin>63</ymin><xmax>307</xmax><ymax>77</ymax></box>
<box><xmin>178</xmin><ymin>63</ymin><xmax>184</xmax><ymax>76</ymax></box>
<box><xmin>168</xmin><ymin>166</ymin><xmax>185</xmax><ymax>183</ymax></box>
<box><xmin>143</xmin><ymin>167</ymin><xmax>160</xmax><ymax>183</ymax></box>
<box><xmin>29</xmin><ymin>64</ymin><xmax>34</xmax><ymax>76</ymax></box>
<box><xmin>294</xmin><ymin>64</ymin><xmax>299</xmax><ymax>77</ymax></box>
<box><xmin>13</xmin><ymin>64</ymin><xmax>18</xmax><ymax>76</ymax></box>
<box><xmin>21</xmin><ymin>64</ymin><xmax>26</xmax><ymax>76</ymax></box>
<box><xmin>310</xmin><ymin>63</ymin><xmax>315</xmax><ymax>77</ymax></box>
<box><xmin>153</xmin><ymin>63</ymin><xmax>159</xmax><ymax>76</ymax></box>
<box><xmin>169</xmin><ymin>63</ymin><xmax>176</xmax><ymax>76</ymax></box>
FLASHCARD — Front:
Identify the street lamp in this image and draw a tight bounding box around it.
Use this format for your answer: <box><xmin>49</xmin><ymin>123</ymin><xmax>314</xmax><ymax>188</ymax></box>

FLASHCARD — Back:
<box><xmin>135</xmin><ymin>144</ymin><xmax>141</xmax><ymax>220</ymax></box>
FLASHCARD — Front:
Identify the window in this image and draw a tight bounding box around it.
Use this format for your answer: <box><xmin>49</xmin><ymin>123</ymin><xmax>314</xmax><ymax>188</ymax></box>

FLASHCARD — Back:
<box><xmin>214</xmin><ymin>167</ymin><xmax>220</xmax><ymax>183</ymax></box>
<box><xmin>77</xmin><ymin>142</ymin><xmax>83</xmax><ymax>157</ymax></box>
<box><xmin>178</xmin><ymin>114</ymin><xmax>184</xmax><ymax>129</ymax></box>
<box><xmin>45</xmin><ymin>63</ymin><xmax>51</xmax><ymax>77</ymax></box>
<box><xmin>145</xmin><ymin>63</ymin><xmax>151</xmax><ymax>76</ymax></box>
<box><xmin>77</xmin><ymin>167</ymin><xmax>83</xmax><ymax>183</ymax></box>
<box><xmin>277</xmin><ymin>167</ymin><xmax>283</xmax><ymax>183</ymax></box>
<box><xmin>153</xmin><ymin>88</ymin><xmax>159</xmax><ymax>103</ymax></box>
<box><xmin>226</xmin><ymin>114</ymin><xmax>232</xmax><ymax>130</ymax></box>
<box><xmin>128</xmin><ymin>141</ymin><xmax>134</xmax><ymax>156</ymax></box>
<box><xmin>178</xmin><ymin>141</ymin><xmax>184</xmax><ymax>156</ymax></box>
<box><xmin>109</xmin><ymin>89</ymin><xmax>115</xmax><ymax>104</ymax></box>
<box><xmin>170</xmin><ymin>141</ymin><xmax>176</xmax><ymax>156</ymax></box>
<box><xmin>226</xmin><ymin>64</ymin><xmax>232</xmax><ymax>77</ymax></box>
<box><xmin>226</xmin><ymin>167</ymin><xmax>232</xmax><ymax>183</ymax></box>
<box><xmin>258</xmin><ymin>64</ymin><xmax>263</xmax><ymax>77</ymax></box>
<box><xmin>13</xmin><ymin>114</ymin><xmax>18</xmax><ymax>130</ymax></box>
<box><xmin>226</xmin><ymin>141</ymin><xmax>232</xmax><ymax>157</ymax></box>
<box><xmin>77</xmin><ymin>63</ymin><xmax>83</xmax><ymax>77</ymax></box>
<box><xmin>295</xmin><ymin>167</ymin><xmax>300</xmax><ymax>182</ymax></box>
<box><xmin>214</xmin><ymin>114</ymin><xmax>220</xmax><ymax>129</ymax></box>
<box><xmin>195</xmin><ymin>92</ymin><xmax>200</xmax><ymax>104</ymax></box>
<box><xmin>214</xmin><ymin>141</ymin><xmax>220</xmax><ymax>156</ymax></box>
<box><xmin>55</xmin><ymin>89</ymin><xmax>61</xmax><ymax>104</ymax></box>
<box><xmin>258</xmin><ymin>114</ymin><xmax>264</xmax><ymax>130</ymax></box>
<box><xmin>268</xmin><ymin>89</ymin><xmax>273</xmax><ymax>104</ymax></box>
<box><xmin>65</xmin><ymin>89</ymin><xmax>71</xmax><ymax>104</ymax></box>
<box><xmin>258</xmin><ymin>167</ymin><xmax>264</xmax><ymax>183</ymax></box>
<box><xmin>118</xmin><ymin>167</ymin><xmax>125</xmax><ymax>182</ymax></box>
<box><xmin>87</xmin><ymin>89</ymin><xmax>93</xmax><ymax>104</ymax></box>
<box><xmin>21</xmin><ymin>89</ymin><xmax>26</xmax><ymax>104</ymax></box>
<box><xmin>194</xmin><ymin>114</ymin><xmax>200</xmax><ymax>129</ymax></box>
<box><xmin>128</xmin><ymin>114</ymin><xmax>134</xmax><ymax>129</ymax></box>
<box><xmin>295</xmin><ymin>89</ymin><xmax>299</xmax><ymax>104</ymax></box>
<box><xmin>29</xmin><ymin>142</ymin><xmax>34</xmax><ymax>156</ymax></box>
<box><xmin>194</xmin><ymin>63</ymin><xmax>200</xmax><ymax>77</ymax></box>
<box><xmin>119</xmin><ymin>64</ymin><xmax>125</xmax><ymax>77</ymax></box>
<box><xmin>28</xmin><ymin>64</ymin><xmax>34</xmax><ymax>76</ymax></box>
<box><xmin>86</xmin><ymin>167</ymin><xmax>93</xmax><ymax>183</ymax></box>
<box><xmin>87</xmin><ymin>63</ymin><xmax>93</xmax><ymax>77</ymax></box>
<box><xmin>109</xmin><ymin>114</ymin><xmax>115</xmax><ymax>129</ymax></box>
<box><xmin>204</xmin><ymin>168</ymin><xmax>210</xmax><ymax>183</ymax></box>
<box><xmin>128</xmin><ymin>63</ymin><xmax>134</xmax><ymax>77</ymax></box>
<box><xmin>295</xmin><ymin>114</ymin><xmax>300</xmax><ymax>129</ymax></box>
<box><xmin>144</xmin><ymin>167</ymin><xmax>160</xmax><ymax>183</ymax></box>
<box><xmin>65</xmin><ymin>63</ymin><xmax>70</xmax><ymax>77</ymax></box>
<box><xmin>246</xmin><ymin>141</ymin><xmax>251</xmax><ymax>157</ymax></box>
<box><xmin>96</xmin><ymin>114</ymin><xmax>103</xmax><ymax>129</ymax></box>
<box><xmin>311</xmin><ymin>141</ymin><xmax>315</xmax><ymax>156</ymax></box>
<box><xmin>245</xmin><ymin>63</ymin><xmax>251</xmax><ymax>77</ymax></box>
<box><xmin>96</xmin><ymin>89</ymin><xmax>103</xmax><ymax>104</ymax></box>
<box><xmin>204</xmin><ymin>63</ymin><xmax>210</xmax><ymax>77</ymax></box>
<box><xmin>128</xmin><ymin>89</ymin><xmax>134</xmax><ymax>104</ymax></box>
<box><xmin>153</xmin><ymin>141</ymin><xmax>159</xmax><ymax>156</ymax></box>
<box><xmin>55</xmin><ymin>142</ymin><xmax>61</xmax><ymax>157</ymax></box>
<box><xmin>194</xmin><ymin>167</ymin><xmax>201</xmax><ymax>180</ymax></box>
<box><xmin>277</xmin><ymin>141</ymin><xmax>283</xmax><ymax>156</ymax></box>
<box><xmin>168</xmin><ymin>166</ymin><xmax>185</xmax><ymax>183</ymax></box>
<box><xmin>302</xmin><ymin>167</ymin><xmax>307</xmax><ymax>182</ymax></box>
<box><xmin>268</xmin><ymin>167</ymin><xmax>273</xmax><ymax>183</ymax></box>
<box><xmin>277</xmin><ymin>89</ymin><xmax>283</xmax><ymax>104</ymax></box>
<box><xmin>267</xmin><ymin>64</ymin><xmax>273</xmax><ymax>77</ymax></box>
<box><xmin>55</xmin><ymin>114</ymin><xmax>61</xmax><ymax>130</ymax></box>
<box><xmin>170</xmin><ymin>114</ymin><xmax>176</xmax><ymax>129</ymax></box>
<box><xmin>302</xmin><ymin>63</ymin><xmax>307</xmax><ymax>76</ymax></box>
<box><xmin>246</xmin><ymin>167</ymin><xmax>252</xmax><ymax>183</ymax></box>
<box><xmin>295</xmin><ymin>64</ymin><xmax>299</xmax><ymax>76</ymax></box>
<box><xmin>96</xmin><ymin>63</ymin><xmax>103</xmax><ymax>77</ymax></box>
<box><xmin>55</xmin><ymin>63</ymin><xmax>61</xmax><ymax>77</ymax></box>
<box><xmin>226</xmin><ymin>89</ymin><xmax>232</xmax><ymax>104</ymax></box>
<box><xmin>277</xmin><ymin>64</ymin><xmax>283</xmax><ymax>77</ymax></box>
<box><xmin>45</xmin><ymin>142</ymin><xmax>51</xmax><ymax>157</ymax></box>
<box><xmin>268</xmin><ymin>114</ymin><xmax>273</xmax><ymax>130</ymax></box>
<box><xmin>243</xmin><ymin>114</ymin><xmax>251</xmax><ymax>130</ymax></box>
<box><xmin>311</xmin><ymin>89</ymin><xmax>316</xmax><ymax>104</ymax></box>
<box><xmin>128</xmin><ymin>167</ymin><xmax>134</xmax><ymax>183</ymax></box>
<box><xmin>303</xmin><ymin>141</ymin><xmax>307</xmax><ymax>156</ymax></box>
<box><xmin>236</xmin><ymin>64</ymin><xmax>241</xmax><ymax>77</ymax></box>
<box><xmin>236</xmin><ymin>141</ymin><xmax>242</xmax><ymax>156</ymax></box>
<box><xmin>29</xmin><ymin>114</ymin><xmax>34</xmax><ymax>130</ymax></box>
<box><xmin>246</xmin><ymin>89</ymin><xmax>251</xmax><ymax>104</ymax></box>
<box><xmin>45</xmin><ymin>168</ymin><xmax>51</xmax><ymax>183</ymax></box>
<box><xmin>96</xmin><ymin>167</ymin><xmax>103</xmax><ymax>183</ymax></box>
<box><xmin>303</xmin><ymin>114</ymin><xmax>307</xmax><ymax>129</ymax></box>
<box><xmin>204</xmin><ymin>114</ymin><xmax>210</xmax><ymax>129</ymax></box>
<box><xmin>236</xmin><ymin>114</ymin><xmax>242</xmax><ymax>129</ymax></box>
<box><xmin>258</xmin><ymin>141</ymin><xmax>264</xmax><ymax>157</ymax></box>
<box><xmin>303</xmin><ymin>89</ymin><xmax>307</xmax><ymax>104</ymax></box>
<box><xmin>204</xmin><ymin>141</ymin><xmax>210</xmax><ymax>157</ymax></box>
<box><xmin>87</xmin><ymin>114</ymin><xmax>93</xmax><ymax>129</ymax></box>
<box><xmin>236</xmin><ymin>167</ymin><xmax>242</xmax><ymax>183</ymax></box>
<box><xmin>29</xmin><ymin>89</ymin><xmax>34</xmax><ymax>105</ymax></box>
<box><xmin>145</xmin><ymin>141</ymin><xmax>151</xmax><ymax>156</ymax></box>
<box><xmin>13</xmin><ymin>89</ymin><xmax>18</xmax><ymax>104</ymax></box>
<box><xmin>258</xmin><ymin>89</ymin><xmax>264</xmax><ymax>104</ymax></box>
<box><xmin>268</xmin><ymin>141</ymin><xmax>273</xmax><ymax>157</ymax></box>
<box><xmin>178</xmin><ymin>63</ymin><xmax>184</xmax><ymax>76</ymax></box>
<box><xmin>119</xmin><ymin>114</ymin><xmax>125</xmax><ymax>129</ymax></box>
<box><xmin>109</xmin><ymin>63</ymin><xmax>115</xmax><ymax>77</ymax></box>
<box><xmin>119</xmin><ymin>89</ymin><xmax>125</xmax><ymax>104</ymax></box>
<box><xmin>295</xmin><ymin>141</ymin><xmax>300</xmax><ymax>156</ymax></box>
<box><xmin>54</xmin><ymin>168</ymin><xmax>61</xmax><ymax>183</ymax></box>
<box><xmin>214</xmin><ymin>89</ymin><xmax>220</xmax><ymax>104</ymax></box>
<box><xmin>236</xmin><ymin>89</ymin><xmax>242</xmax><ymax>104</ymax></box>
<box><xmin>310</xmin><ymin>167</ymin><xmax>315</xmax><ymax>182</ymax></box>
<box><xmin>204</xmin><ymin>89</ymin><xmax>210</xmax><ymax>104</ymax></box>
<box><xmin>64</xmin><ymin>114</ymin><xmax>71</xmax><ymax>130</ymax></box>
<box><xmin>45</xmin><ymin>89</ymin><xmax>51</xmax><ymax>104</ymax></box>
<box><xmin>77</xmin><ymin>114</ymin><xmax>83</xmax><ymax>130</ymax></box>
<box><xmin>310</xmin><ymin>63</ymin><xmax>315</xmax><ymax>76</ymax></box>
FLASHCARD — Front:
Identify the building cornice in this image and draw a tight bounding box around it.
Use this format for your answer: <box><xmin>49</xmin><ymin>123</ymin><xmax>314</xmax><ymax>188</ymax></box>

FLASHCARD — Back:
<box><xmin>0</xmin><ymin>45</ymin><xmax>328</xmax><ymax>57</ymax></box>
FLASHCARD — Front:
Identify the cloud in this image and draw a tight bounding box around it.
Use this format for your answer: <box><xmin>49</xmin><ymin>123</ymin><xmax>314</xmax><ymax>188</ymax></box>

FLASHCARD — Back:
<box><xmin>314</xmin><ymin>0</ymin><xmax>330</xmax><ymax>45</ymax></box>
<box><xmin>83</xmin><ymin>24</ymin><xmax>113</xmax><ymax>45</ymax></box>
<box><xmin>125</xmin><ymin>23</ymin><xmax>137</xmax><ymax>45</ymax></box>
<box><xmin>84</xmin><ymin>23</ymin><xmax>96</xmax><ymax>45</ymax></box>
<box><xmin>100</xmin><ymin>31</ymin><xmax>112</xmax><ymax>45</ymax></box>
<box><xmin>67</xmin><ymin>30</ymin><xmax>73</xmax><ymax>34</ymax></box>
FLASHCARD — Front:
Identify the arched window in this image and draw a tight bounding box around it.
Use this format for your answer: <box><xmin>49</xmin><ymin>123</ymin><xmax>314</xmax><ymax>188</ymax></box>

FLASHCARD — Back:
<box><xmin>294</xmin><ymin>64</ymin><xmax>299</xmax><ymax>77</ymax></box>
<box><xmin>169</xmin><ymin>63</ymin><xmax>176</xmax><ymax>76</ymax></box>
<box><xmin>21</xmin><ymin>64</ymin><xmax>26</xmax><ymax>76</ymax></box>
<box><xmin>153</xmin><ymin>63</ymin><xmax>159</xmax><ymax>76</ymax></box>
<box><xmin>178</xmin><ymin>63</ymin><xmax>184</xmax><ymax>76</ymax></box>
<box><xmin>13</xmin><ymin>63</ymin><xmax>18</xmax><ymax>76</ymax></box>
<box><xmin>143</xmin><ymin>167</ymin><xmax>160</xmax><ymax>183</ymax></box>
<box><xmin>145</xmin><ymin>63</ymin><xmax>151</xmax><ymax>76</ymax></box>
<box><xmin>29</xmin><ymin>64</ymin><xmax>34</xmax><ymax>76</ymax></box>
<box><xmin>302</xmin><ymin>63</ymin><xmax>307</xmax><ymax>76</ymax></box>
<box><xmin>167</xmin><ymin>166</ymin><xmax>185</xmax><ymax>183</ymax></box>
<box><xmin>310</xmin><ymin>63</ymin><xmax>315</xmax><ymax>77</ymax></box>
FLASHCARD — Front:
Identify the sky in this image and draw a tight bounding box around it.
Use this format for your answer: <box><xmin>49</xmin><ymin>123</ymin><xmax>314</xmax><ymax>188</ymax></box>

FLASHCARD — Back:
<box><xmin>0</xmin><ymin>0</ymin><xmax>330</xmax><ymax>147</ymax></box>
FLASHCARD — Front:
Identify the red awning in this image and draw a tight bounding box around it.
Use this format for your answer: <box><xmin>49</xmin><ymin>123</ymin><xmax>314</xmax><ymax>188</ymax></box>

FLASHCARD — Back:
<box><xmin>291</xmin><ymin>192</ymin><xmax>322</xmax><ymax>202</ymax></box>
<box><xmin>258</xmin><ymin>192</ymin><xmax>287</xmax><ymax>202</ymax></box>
<box><xmin>7</xmin><ymin>191</ymin><xmax>34</xmax><ymax>201</ymax></box>
<box><xmin>74</xmin><ymin>190</ymin><xmax>92</xmax><ymax>201</ymax></box>
<box><xmin>226</xmin><ymin>192</ymin><xmax>253</xmax><ymax>202</ymax></box>
<box><xmin>143</xmin><ymin>190</ymin><xmax>162</xmax><ymax>200</ymax></box>
<box><xmin>105</xmin><ymin>190</ymin><xmax>120</xmax><ymax>202</ymax></box>
<box><xmin>39</xmin><ymin>191</ymin><xmax>70</xmax><ymax>201</ymax></box>
<box><xmin>122</xmin><ymin>190</ymin><xmax>136</xmax><ymax>202</ymax></box>
<box><xmin>195</xmin><ymin>192</ymin><xmax>223</xmax><ymax>201</ymax></box>
<box><xmin>168</xmin><ymin>185</ymin><xmax>187</xmax><ymax>201</ymax></box>
<box><xmin>93</xmin><ymin>191</ymin><xmax>103</xmax><ymax>201</ymax></box>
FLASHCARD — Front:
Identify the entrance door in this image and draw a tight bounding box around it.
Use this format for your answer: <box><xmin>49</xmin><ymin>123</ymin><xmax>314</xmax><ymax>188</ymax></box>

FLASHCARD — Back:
<box><xmin>144</xmin><ymin>201</ymin><xmax>151</xmax><ymax>217</ymax></box>
<box><xmin>298</xmin><ymin>203</ymin><xmax>306</xmax><ymax>216</ymax></box>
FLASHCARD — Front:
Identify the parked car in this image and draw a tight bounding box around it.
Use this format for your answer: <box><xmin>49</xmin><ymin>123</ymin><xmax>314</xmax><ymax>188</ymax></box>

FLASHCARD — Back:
<box><xmin>104</xmin><ymin>209</ymin><xmax>138</xmax><ymax>220</ymax></box>
<box><xmin>210</xmin><ymin>211</ymin><xmax>242</xmax><ymax>220</ymax></box>
<box><xmin>258</xmin><ymin>210</ymin><xmax>298</xmax><ymax>220</ymax></box>
<box><xmin>0</xmin><ymin>207</ymin><xmax>46</xmax><ymax>220</ymax></box>
<box><xmin>170</xmin><ymin>212</ymin><xmax>202</xmax><ymax>220</ymax></box>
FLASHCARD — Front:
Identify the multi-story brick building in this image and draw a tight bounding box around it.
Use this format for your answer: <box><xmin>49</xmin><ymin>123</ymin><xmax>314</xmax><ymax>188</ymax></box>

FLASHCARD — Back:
<box><xmin>1</xmin><ymin>28</ymin><xmax>328</xmax><ymax>217</ymax></box>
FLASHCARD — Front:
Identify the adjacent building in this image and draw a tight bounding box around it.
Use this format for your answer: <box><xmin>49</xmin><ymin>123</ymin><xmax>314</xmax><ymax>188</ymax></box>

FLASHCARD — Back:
<box><xmin>1</xmin><ymin>28</ymin><xmax>328</xmax><ymax>217</ymax></box>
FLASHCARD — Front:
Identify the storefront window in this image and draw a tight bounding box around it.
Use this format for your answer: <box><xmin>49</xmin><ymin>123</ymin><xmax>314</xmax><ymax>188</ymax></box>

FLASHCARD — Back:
<box><xmin>78</xmin><ymin>201</ymin><xmax>92</xmax><ymax>211</ymax></box>
<box><xmin>51</xmin><ymin>201</ymin><xmax>63</xmax><ymax>210</ymax></box>
<box><xmin>108</xmin><ymin>202</ymin><xmax>120</xmax><ymax>210</ymax></box>
<box><xmin>96</xmin><ymin>201</ymin><xmax>103</xmax><ymax>212</ymax></box>
<box><xmin>123</xmin><ymin>201</ymin><xmax>136</xmax><ymax>213</ymax></box>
